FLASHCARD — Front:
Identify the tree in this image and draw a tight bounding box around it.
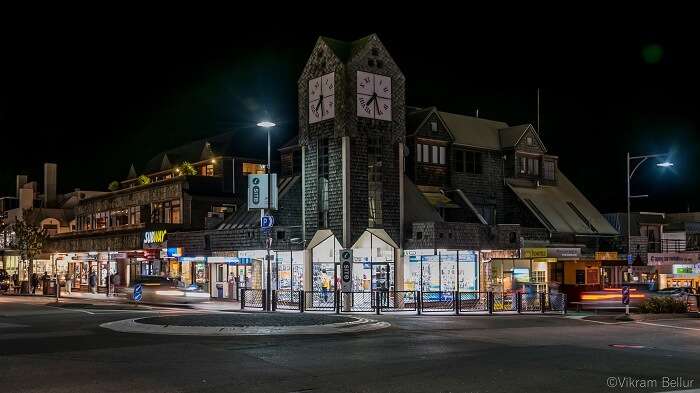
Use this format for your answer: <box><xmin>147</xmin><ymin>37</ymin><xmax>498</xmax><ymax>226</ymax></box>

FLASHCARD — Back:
<box><xmin>108</xmin><ymin>181</ymin><xmax>120</xmax><ymax>191</ymax></box>
<box><xmin>137</xmin><ymin>175</ymin><xmax>151</xmax><ymax>185</ymax></box>
<box><xmin>10</xmin><ymin>210</ymin><xmax>48</xmax><ymax>288</ymax></box>
<box><xmin>178</xmin><ymin>161</ymin><xmax>197</xmax><ymax>176</ymax></box>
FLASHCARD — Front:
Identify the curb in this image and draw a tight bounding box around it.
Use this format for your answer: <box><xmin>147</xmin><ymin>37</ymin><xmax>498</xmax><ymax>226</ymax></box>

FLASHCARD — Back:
<box><xmin>101</xmin><ymin>316</ymin><xmax>390</xmax><ymax>336</ymax></box>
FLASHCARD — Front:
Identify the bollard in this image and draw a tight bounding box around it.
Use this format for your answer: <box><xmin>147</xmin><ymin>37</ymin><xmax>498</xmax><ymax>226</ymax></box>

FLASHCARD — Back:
<box><xmin>241</xmin><ymin>289</ymin><xmax>246</xmax><ymax>310</ymax></box>
<box><xmin>271</xmin><ymin>290</ymin><xmax>277</xmax><ymax>311</ymax></box>
<box><xmin>562</xmin><ymin>294</ymin><xmax>567</xmax><ymax>315</ymax></box>
<box><xmin>262</xmin><ymin>289</ymin><xmax>268</xmax><ymax>311</ymax></box>
<box><xmin>488</xmin><ymin>291</ymin><xmax>494</xmax><ymax>315</ymax></box>
<box><xmin>336</xmin><ymin>290</ymin><xmax>340</xmax><ymax>314</ymax></box>
<box><xmin>517</xmin><ymin>292</ymin><xmax>522</xmax><ymax>314</ymax></box>
<box><xmin>540</xmin><ymin>292</ymin><xmax>546</xmax><ymax>314</ymax></box>
<box><xmin>375</xmin><ymin>291</ymin><xmax>381</xmax><ymax>315</ymax></box>
<box><xmin>299</xmin><ymin>290</ymin><xmax>305</xmax><ymax>313</ymax></box>
<box><xmin>455</xmin><ymin>291</ymin><xmax>459</xmax><ymax>315</ymax></box>
<box><xmin>416</xmin><ymin>291</ymin><xmax>421</xmax><ymax>315</ymax></box>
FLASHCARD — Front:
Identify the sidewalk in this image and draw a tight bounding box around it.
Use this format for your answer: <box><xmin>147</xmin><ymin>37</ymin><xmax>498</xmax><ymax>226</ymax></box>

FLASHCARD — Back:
<box><xmin>59</xmin><ymin>291</ymin><xmax>243</xmax><ymax>311</ymax></box>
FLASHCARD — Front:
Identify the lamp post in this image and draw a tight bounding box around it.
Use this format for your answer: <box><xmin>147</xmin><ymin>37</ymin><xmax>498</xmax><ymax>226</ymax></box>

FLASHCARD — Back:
<box><xmin>626</xmin><ymin>152</ymin><xmax>673</xmax><ymax>262</ymax></box>
<box><xmin>257</xmin><ymin>121</ymin><xmax>275</xmax><ymax>310</ymax></box>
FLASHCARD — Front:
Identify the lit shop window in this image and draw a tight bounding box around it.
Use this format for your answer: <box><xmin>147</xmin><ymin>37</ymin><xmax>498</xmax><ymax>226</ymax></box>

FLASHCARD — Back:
<box><xmin>242</xmin><ymin>163</ymin><xmax>266</xmax><ymax>175</ymax></box>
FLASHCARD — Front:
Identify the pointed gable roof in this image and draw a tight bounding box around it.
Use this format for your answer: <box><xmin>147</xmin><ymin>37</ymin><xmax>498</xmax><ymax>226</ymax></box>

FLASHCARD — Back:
<box><xmin>438</xmin><ymin>111</ymin><xmax>508</xmax><ymax>150</ymax></box>
<box><xmin>127</xmin><ymin>164</ymin><xmax>137</xmax><ymax>179</ymax></box>
<box><xmin>319</xmin><ymin>35</ymin><xmax>373</xmax><ymax>63</ymax></box>
<box><xmin>499</xmin><ymin>124</ymin><xmax>546</xmax><ymax>151</ymax></box>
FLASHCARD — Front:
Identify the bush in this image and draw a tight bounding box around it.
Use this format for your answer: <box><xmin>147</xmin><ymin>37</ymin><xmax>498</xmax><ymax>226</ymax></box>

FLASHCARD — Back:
<box><xmin>639</xmin><ymin>296</ymin><xmax>688</xmax><ymax>313</ymax></box>
<box><xmin>137</xmin><ymin>175</ymin><xmax>151</xmax><ymax>185</ymax></box>
<box><xmin>108</xmin><ymin>181</ymin><xmax>120</xmax><ymax>191</ymax></box>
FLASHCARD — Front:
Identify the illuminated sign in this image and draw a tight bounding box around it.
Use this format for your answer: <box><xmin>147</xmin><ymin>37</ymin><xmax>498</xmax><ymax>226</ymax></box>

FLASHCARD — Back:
<box><xmin>167</xmin><ymin>247</ymin><xmax>182</xmax><ymax>257</ymax></box>
<box><xmin>143</xmin><ymin>229</ymin><xmax>167</xmax><ymax>245</ymax></box>
<box><xmin>595</xmin><ymin>252</ymin><xmax>619</xmax><ymax>261</ymax></box>
<box><xmin>521</xmin><ymin>248</ymin><xmax>547</xmax><ymax>258</ymax></box>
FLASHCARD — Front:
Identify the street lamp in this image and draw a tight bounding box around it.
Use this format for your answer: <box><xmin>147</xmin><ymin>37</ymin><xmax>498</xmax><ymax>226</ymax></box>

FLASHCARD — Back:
<box><xmin>257</xmin><ymin>121</ymin><xmax>275</xmax><ymax>310</ymax></box>
<box><xmin>626</xmin><ymin>152</ymin><xmax>673</xmax><ymax>262</ymax></box>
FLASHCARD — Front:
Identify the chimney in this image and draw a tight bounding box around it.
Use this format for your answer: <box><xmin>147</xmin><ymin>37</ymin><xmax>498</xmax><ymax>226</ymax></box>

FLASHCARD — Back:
<box><xmin>44</xmin><ymin>163</ymin><xmax>57</xmax><ymax>208</ymax></box>
<box><xmin>16</xmin><ymin>175</ymin><xmax>27</xmax><ymax>198</ymax></box>
<box><xmin>19</xmin><ymin>188</ymin><xmax>33</xmax><ymax>211</ymax></box>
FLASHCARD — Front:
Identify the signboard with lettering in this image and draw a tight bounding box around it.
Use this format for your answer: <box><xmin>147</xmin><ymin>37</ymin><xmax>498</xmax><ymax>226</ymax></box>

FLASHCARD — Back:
<box><xmin>521</xmin><ymin>248</ymin><xmax>548</xmax><ymax>258</ymax></box>
<box><xmin>340</xmin><ymin>249</ymin><xmax>353</xmax><ymax>292</ymax></box>
<box><xmin>595</xmin><ymin>252</ymin><xmax>619</xmax><ymax>261</ymax></box>
<box><xmin>648</xmin><ymin>252</ymin><xmax>700</xmax><ymax>266</ymax></box>
<box><xmin>143</xmin><ymin>229</ymin><xmax>167</xmax><ymax>247</ymax></box>
<box><xmin>247</xmin><ymin>174</ymin><xmax>278</xmax><ymax>210</ymax></box>
<box><xmin>521</xmin><ymin>248</ymin><xmax>581</xmax><ymax>259</ymax></box>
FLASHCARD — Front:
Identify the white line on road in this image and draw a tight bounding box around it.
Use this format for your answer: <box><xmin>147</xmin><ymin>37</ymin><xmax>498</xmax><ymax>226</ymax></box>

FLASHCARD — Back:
<box><xmin>636</xmin><ymin>321</ymin><xmax>700</xmax><ymax>331</ymax></box>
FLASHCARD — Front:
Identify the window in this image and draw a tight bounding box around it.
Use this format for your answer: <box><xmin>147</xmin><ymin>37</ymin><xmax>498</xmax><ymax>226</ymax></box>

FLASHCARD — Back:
<box><xmin>432</xmin><ymin>146</ymin><xmax>438</xmax><ymax>163</ymax></box>
<box><xmin>454</xmin><ymin>150</ymin><xmax>482</xmax><ymax>174</ymax></box>
<box><xmin>368</xmin><ymin>135</ymin><xmax>383</xmax><ymax>227</ymax></box>
<box><xmin>526</xmin><ymin>136</ymin><xmax>533</xmax><ymax>145</ymax></box>
<box><xmin>242</xmin><ymin>162</ymin><xmax>265</xmax><ymax>175</ymax></box>
<box><xmin>417</xmin><ymin>144</ymin><xmax>422</xmax><ymax>162</ymax></box>
<box><xmin>423</xmin><ymin>144</ymin><xmax>429</xmax><ymax>162</ymax></box>
<box><xmin>430</xmin><ymin>121</ymin><xmax>438</xmax><ymax>132</ymax></box>
<box><xmin>524</xmin><ymin>198</ymin><xmax>555</xmax><ymax>232</ymax></box>
<box><xmin>439</xmin><ymin>146</ymin><xmax>446</xmax><ymax>165</ymax></box>
<box><xmin>216</xmin><ymin>264</ymin><xmax>225</xmax><ymax>282</ymax></box>
<box><xmin>532</xmin><ymin>270</ymin><xmax>546</xmax><ymax>283</ymax></box>
<box><xmin>543</xmin><ymin>160</ymin><xmax>556</xmax><ymax>180</ymax></box>
<box><xmin>567</xmin><ymin>201</ymin><xmax>597</xmax><ymax>233</ymax></box>
<box><xmin>575</xmin><ymin>270</ymin><xmax>585</xmax><ymax>285</ymax></box>
<box><xmin>129</xmin><ymin>206</ymin><xmax>141</xmax><ymax>225</ymax></box>
<box><xmin>318</xmin><ymin>137</ymin><xmax>329</xmax><ymax>228</ymax></box>
<box><xmin>204</xmin><ymin>235</ymin><xmax>211</xmax><ymax>250</ymax></box>
<box><xmin>520</xmin><ymin>156</ymin><xmax>540</xmax><ymax>176</ymax></box>
<box><xmin>200</xmin><ymin>164</ymin><xmax>214</xmax><ymax>177</ymax></box>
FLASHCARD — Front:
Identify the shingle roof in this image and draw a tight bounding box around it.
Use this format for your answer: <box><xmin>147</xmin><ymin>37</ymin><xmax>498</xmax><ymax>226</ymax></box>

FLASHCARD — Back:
<box><xmin>141</xmin><ymin>129</ymin><xmax>268</xmax><ymax>174</ymax></box>
<box><xmin>320</xmin><ymin>35</ymin><xmax>373</xmax><ymax>62</ymax></box>
<box><xmin>437</xmin><ymin>111</ymin><xmax>508</xmax><ymax>150</ymax></box>
<box><xmin>498</xmin><ymin>125</ymin><xmax>530</xmax><ymax>148</ymax></box>
<box><xmin>507</xmin><ymin>172</ymin><xmax>618</xmax><ymax>235</ymax></box>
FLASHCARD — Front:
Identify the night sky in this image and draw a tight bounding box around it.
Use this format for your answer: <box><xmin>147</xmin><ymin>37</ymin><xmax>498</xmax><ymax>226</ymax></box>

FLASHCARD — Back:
<box><xmin>1</xmin><ymin>20</ymin><xmax>697</xmax><ymax>214</ymax></box>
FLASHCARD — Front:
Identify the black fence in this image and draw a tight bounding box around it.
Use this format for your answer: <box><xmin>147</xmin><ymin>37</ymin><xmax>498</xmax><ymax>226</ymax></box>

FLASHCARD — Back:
<box><xmin>261</xmin><ymin>289</ymin><xmax>566</xmax><ymax>315</ymax></box>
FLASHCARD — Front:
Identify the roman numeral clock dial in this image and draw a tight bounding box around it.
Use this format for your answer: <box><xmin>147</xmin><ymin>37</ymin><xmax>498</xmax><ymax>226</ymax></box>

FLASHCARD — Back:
<box><xmin>356</xmin><ymin>70</ymin><xmax>392</xmax><ymax>121</ymax></box>
<box><xmin>308</xmin><ymin>72</ymin><xmax>335</xmax><ymax>124</ymax></box>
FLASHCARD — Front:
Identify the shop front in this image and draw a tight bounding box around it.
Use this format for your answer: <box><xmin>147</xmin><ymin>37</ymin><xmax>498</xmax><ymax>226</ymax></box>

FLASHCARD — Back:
<box><xmin>480</xmin><ymin>249</ymin><xmax>519</xmax><ymax>292</ymax></box>
<box><xmin>404</xmin><ymin>249</ymin><xmax>478</xmax><ymax>292</ymax></box>
<box><xmin>648</xmin><ymin>252</ymin><xmax>700</xmax><ymax>290</ymax></box>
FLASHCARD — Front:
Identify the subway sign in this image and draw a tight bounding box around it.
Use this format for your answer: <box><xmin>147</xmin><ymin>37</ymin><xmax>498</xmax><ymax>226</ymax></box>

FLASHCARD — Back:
<box><xmin>143</xmin><ymin>229</ymin><xmax>167</xmax><ymax>246</ymax></box>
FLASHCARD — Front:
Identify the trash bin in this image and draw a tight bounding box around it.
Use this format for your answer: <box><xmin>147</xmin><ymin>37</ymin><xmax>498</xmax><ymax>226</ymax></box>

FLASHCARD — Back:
<box><xmin>216</xmin><ymin>283</ymin><xmax>224</xmax><ymax>300</ymax></box>
<box><xmin>228</xmin><ymin>279</ymin><xmax>237</xmax><ymax>300</ymax></box>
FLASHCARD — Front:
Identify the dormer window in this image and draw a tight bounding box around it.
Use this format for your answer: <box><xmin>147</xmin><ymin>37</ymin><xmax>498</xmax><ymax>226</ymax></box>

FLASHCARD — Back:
<box><xmin>526</xmin><ymin>136</ymin><xmax>533</xmax><ymax>145</ymax></box>
<box><xmin>431</xmin><ymin>122</ymin><xmax>438</xmax><ymax>132</ymax></box>
<box><xmin>543</xmin><ymin>159</ymin><xmax>556</xmax><ymax>180</ymax></box>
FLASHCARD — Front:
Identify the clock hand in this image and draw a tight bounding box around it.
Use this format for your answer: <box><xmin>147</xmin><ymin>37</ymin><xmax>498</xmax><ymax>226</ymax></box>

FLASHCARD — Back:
<box><xmin>316</xmin><ymin>95</ymin><xmax>323</xmax><ymax>112</ymax></box>
<box><xmin>366</xmin><ymin>93</ymin><xmax>377</xmax><ymax>107</ymax></box>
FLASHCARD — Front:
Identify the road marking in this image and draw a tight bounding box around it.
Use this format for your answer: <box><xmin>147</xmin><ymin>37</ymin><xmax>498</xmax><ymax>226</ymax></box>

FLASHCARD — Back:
<box><xmin>636</xmin><ymin>321</ymin><xmax>700</xmax><ymax>331</ymax></box>
<box><xmin>564</xmin><ymin>315</ymin><xmax>630</xmax><ymax>325</ymax></box>
<box><xmin>44</xmin><ymin>305</ymin><xmax>95</xmax><ymax>314</ymax></box>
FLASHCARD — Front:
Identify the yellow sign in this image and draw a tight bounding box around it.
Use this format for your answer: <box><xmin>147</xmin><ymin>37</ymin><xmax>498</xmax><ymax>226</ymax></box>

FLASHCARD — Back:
<box><xmin>521</xmin><ymin>248</ymin><xmax>547</xmax><ymax>258</ymax></box>
<box><xmin>144</xmin><ymin>229</ymin><xmax>167</xmax><ymax>245</ymax></box>
<box><xmin>595</xmin><ymin>252</ymin><xmax>619</xmax><ymax>261</ymax></box>
<box><xmin>533</xmin><ymin>258</ymin><xmax>557</xmax><ymax>263</ymax></box>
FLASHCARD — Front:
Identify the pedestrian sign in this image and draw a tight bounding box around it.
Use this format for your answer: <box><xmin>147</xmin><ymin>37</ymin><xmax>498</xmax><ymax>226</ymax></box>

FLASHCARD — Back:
<box><xmin>133</xmin><ymin>283</ymin><xmax>143</xmax><ymax>302</ymax></box>
<box><xmin>621</xmin><ymin>286</ymin><xmax>630</xmax><ymax>305</ymax></box>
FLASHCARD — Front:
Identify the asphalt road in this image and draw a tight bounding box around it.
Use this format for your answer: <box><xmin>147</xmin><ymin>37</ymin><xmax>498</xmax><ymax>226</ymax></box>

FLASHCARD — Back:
<box><xmin>1</xmin><ymin>296</ymin><xmax>700</xmax><ymax>393</ymax></box>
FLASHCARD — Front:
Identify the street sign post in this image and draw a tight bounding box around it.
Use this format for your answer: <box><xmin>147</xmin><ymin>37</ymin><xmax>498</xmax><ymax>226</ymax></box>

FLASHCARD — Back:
<box><xmin>340</xmin><ymin>249</ymin><xmax>353</xmax><ymax>311</ymax></box>
<box><xmin>622</xmin><ymin>286</ymin><xmax>630</xmax><ymax>315</ymax></box>
<box><xmin>133</xmin><ymin>283</ymin><xmax>143</xmax><ymax>302</ymax></box>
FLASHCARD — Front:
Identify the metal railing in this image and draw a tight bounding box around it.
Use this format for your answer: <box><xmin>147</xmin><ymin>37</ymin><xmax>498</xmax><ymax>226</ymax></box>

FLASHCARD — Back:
<box><xmin>263</xmin><ymin>289</ymin><xmax>566</xmax><ymax>315</ymax></box>
<box><xmin>241</xmin><ymin>288</ymin><xmax>265</xmax><ymax>309</ymax></box>
<box><xmin>458</xmin><ymin>292</ymin><xmax>489</xmax><ymax>312</ymax></box>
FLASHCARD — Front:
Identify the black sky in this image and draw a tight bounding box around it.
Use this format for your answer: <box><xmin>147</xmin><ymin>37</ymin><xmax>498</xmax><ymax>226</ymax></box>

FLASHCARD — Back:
<box><xmin>1</xmin><ymin>16</ymin><xmax>697</xmax><ymax>214</ymax></box>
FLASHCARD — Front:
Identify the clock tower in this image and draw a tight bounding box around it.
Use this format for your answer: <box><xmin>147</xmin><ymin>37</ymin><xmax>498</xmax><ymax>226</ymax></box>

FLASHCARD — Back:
<box><xmin>298</xmin><ymin>34</ymin><xmax>406</xmax><ymax>248</ymax></box>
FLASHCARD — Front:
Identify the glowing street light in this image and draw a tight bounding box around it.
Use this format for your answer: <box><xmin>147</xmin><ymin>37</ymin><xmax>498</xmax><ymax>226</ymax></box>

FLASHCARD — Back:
<box><xmin>257</xmin><ymin>120</ymin><xmax>276</xmax><ymax>310</ymax></box>
<box><xmin>656</xmin><ymin>161</ymin><xmax>674</xmax><ymax>168</ymax></box>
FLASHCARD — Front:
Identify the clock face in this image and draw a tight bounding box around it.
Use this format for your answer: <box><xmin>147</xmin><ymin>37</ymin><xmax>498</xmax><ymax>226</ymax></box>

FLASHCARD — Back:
<box><xmin>356</xmin><ymin>71</ymin><xmax>392</xmax><ymax>120</ymax></box>
<box><xmin>309</xmin><ymin>72</ymin><xmax>335</xmax><ymax>124</ymax></box>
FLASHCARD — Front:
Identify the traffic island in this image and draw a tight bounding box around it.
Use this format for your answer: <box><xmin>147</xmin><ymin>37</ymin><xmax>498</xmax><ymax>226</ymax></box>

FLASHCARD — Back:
<box><xmin>100</xmin><ymin>313</ymin><xmax>390</xmax><ymax>336</ymax></box>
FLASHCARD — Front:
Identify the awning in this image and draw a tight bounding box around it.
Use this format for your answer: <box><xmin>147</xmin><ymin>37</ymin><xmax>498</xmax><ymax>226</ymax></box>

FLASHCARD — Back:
<box><xmin>506</xmin><ymin>173</ymin><xmax>618</xmax><ymax>235</ymax></box>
